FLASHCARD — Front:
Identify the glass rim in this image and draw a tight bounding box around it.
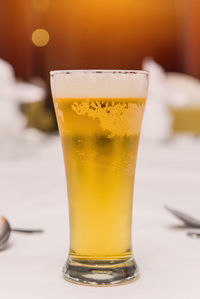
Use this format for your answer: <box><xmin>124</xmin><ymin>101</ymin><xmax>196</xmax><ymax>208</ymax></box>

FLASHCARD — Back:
<box><xmin>50</xmin><ymin>69</ymin><xmax>149</xmax><ymax>77</ymax></box>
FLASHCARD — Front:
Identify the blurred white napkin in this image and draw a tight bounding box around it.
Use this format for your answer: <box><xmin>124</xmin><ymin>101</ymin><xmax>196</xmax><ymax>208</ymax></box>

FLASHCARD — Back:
<box><xmin>0</xmin><ymin>58</ymin><xmax>46</xmax><ymax>159</ymax></box>
<box><xmin>142</xmin><ymin>58</ymin><xmax>200</xmax><ymax>142</ymax></box>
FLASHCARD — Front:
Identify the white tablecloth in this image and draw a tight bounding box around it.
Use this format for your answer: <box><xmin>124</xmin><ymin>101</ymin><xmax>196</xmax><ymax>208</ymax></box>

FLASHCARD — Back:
<box><xmin>1</xmin><ymin>136</ymin><xmax>200</xmax><ymax>299</ymax></box>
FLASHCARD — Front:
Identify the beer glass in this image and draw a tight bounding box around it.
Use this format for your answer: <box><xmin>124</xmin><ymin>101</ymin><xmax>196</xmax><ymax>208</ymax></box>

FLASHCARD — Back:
<box><xmin>50</xmin><ymin>70</ymin><xmax>148</xmax><ymax>286</ymax></box>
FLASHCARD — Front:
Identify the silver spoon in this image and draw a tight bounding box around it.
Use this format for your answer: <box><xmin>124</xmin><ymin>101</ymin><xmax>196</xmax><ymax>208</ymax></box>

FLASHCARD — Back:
<box><xmin>165</xmin><ymin>205</ymin><xmax>200</xmax><ymax>228</ymax></box>
<box><xmin>0</xmin><ymin>216</ymin><xmax>43</xmax><ymax>250</ymax></box>
<box><xmin>187</xmin><ymin>232</ymin><xmax>200</xmax><ymax>239</ymax></box>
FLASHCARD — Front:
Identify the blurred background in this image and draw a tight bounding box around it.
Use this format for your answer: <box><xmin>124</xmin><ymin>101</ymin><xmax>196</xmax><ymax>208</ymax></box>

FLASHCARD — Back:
<box><xmin>1</xmin><ymin>0</ymin><xmax>200</xmax><ymax>78</ymax></box>
<box><xmin>0</xmin><ymin>0</ymin><xmax>200</xmax><ymax>142</ymax></box>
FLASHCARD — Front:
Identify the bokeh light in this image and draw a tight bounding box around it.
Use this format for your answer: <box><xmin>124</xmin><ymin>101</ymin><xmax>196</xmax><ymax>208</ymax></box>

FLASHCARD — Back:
<box><xmin>31</xmin><ymin>0</ymin><xmax>50</xmax><ymax>13</ymax></box>
<box><xmin>32</xmin><ymin>29</ymin><xmax>50</xmax><ymax>47</ymax></box>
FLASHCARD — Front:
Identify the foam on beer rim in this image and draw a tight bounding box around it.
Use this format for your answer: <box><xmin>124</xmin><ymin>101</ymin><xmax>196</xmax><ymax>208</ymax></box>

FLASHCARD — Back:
<box><xmin>50</xmin><ymin>70</ymin><xmax>148</xmax><ymax>99</ymax></box>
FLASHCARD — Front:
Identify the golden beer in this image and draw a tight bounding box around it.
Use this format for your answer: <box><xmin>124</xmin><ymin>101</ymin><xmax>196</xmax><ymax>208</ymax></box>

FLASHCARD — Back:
<box><xmin>51</xmin><ymin>71</ymin><xmax>148</xmax><ymax>285</ymax></box>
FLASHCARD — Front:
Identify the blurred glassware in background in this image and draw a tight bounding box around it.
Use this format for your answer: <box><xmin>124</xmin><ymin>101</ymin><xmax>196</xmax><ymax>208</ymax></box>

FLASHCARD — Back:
<box><xmin>142</xmin><ymin>58</ymin><xmax>200</xmax><ymax>142</ymax></box>
<box><xmin>0</xmin><ymin>58</ymin><xmax>46</xmax><ymax>159</ymax></box>
<box><xmin>1</xmin><ymin>56</ymin><xmax>200</xmax><ymax>160</ymax></box>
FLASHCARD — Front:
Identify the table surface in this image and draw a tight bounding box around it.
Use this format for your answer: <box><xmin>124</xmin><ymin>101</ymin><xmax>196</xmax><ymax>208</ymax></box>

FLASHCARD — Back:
<box><xmin>1</xmin><ymin>136</ymin><xmax>200</xmax><ymax>299</ymax></box>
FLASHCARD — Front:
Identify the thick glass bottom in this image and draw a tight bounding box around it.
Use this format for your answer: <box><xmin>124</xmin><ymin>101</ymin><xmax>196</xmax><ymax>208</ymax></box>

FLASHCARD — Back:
<box><xmin>63</xmin><ymin>257</ymin><xmax>139</xmax><ymax>286</ymax></box>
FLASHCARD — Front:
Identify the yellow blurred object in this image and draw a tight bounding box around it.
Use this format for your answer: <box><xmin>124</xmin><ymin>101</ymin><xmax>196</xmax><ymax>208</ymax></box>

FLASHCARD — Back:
<box><xmin>32</xmin><ymin>29</ymin><xmax>50</xmax><ymax>47</ymax></box>
<box><xmin>21</xmin><ymin>100</ymin><xmax>57</xmax><ymax>132</ymax></box>
<box><xmin>31</xmin><ymin>0</ymin><xmax>50</xmax><ymax>13</ymax></box>
<box><xmin>170</xmin><ymin>106</ymin><xmax>200</xmax><ymax>135</ymax></box>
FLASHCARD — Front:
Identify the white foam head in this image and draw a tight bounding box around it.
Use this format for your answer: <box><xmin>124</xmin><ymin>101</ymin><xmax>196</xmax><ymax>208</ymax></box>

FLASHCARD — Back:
<box><xmin>50</xmin><ymin>70</ymin><xmax>148</xmax><ymax>99</ymax></box>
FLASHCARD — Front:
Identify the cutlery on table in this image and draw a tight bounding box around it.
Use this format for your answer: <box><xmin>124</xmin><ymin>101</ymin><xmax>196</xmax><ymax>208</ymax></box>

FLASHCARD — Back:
<box><xmin>165</xmin><ymin>205</ymin><xmax>200</xmax><ymax>228</ymax></box>
<box><xmin>0</xmin><ymin>216</ymin><xmax>43</xmax><ymax>250</ymax></box>
<box><xmin>187</xmin><ymin>232</ymin><xmax>200</xmax><ymax>239</ymax></box>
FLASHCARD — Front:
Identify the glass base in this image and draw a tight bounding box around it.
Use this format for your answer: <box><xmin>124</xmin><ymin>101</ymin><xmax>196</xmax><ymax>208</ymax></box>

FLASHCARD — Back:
<box><xmin>63</xmin><ymin>257</ymin><xmax>139</xmax><ymax>286</ymax></box>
